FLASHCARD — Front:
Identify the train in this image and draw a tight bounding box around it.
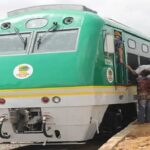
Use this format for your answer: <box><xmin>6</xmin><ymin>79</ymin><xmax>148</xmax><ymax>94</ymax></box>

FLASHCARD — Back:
<box><xmin>0</xmin><ymin>4</ymin><xmax>149</xmax><ymax>144</ymax></box>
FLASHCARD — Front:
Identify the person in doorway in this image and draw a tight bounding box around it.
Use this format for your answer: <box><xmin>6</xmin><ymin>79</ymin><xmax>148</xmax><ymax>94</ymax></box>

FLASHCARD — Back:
<box><xmin>125</xmin><ymin>64</ymin><xmax>150</xmax><ymax>123</ymax></box>
<box><xmin>114</xmin><ymin>31</ymin><xmax>125</xmax><ymax>83</ymax></box>
<box><xmin>114</xmin><ymin>31</ymin><xmax>124</xmax><ymax>64</ymax></box>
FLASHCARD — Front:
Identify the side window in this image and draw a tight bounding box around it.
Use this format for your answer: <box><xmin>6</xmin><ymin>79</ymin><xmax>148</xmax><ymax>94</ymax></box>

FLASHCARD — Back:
<box><xmin>128</xmin><ymin>39</ymin><xmax>136</xmax><ymax>49</ymax></box>
<box><xmin>127</xmin><ymin>53</ymin><xmax>138</xmax><ymax>83</ymax></box>
<box><xmin>104</xmin><ymin>33</ymin><xmax>115</xmax><ymax>53</ymax></box>
<box><xmin>141</xmin><ymin>44</ymin><xmax>149</xmax><ymax>53</ymax></box>
<box><xmin>140</xmin><ymin>56</ymin><xmax>150</xmax><ymax>65</ymax></box>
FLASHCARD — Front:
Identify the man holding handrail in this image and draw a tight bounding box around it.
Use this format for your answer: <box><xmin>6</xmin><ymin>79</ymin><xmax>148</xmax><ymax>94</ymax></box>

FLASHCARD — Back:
<box><xmin>126</xmin><ymin>64</ymin><xmax>150</xmax><ymax>123</ymax></box>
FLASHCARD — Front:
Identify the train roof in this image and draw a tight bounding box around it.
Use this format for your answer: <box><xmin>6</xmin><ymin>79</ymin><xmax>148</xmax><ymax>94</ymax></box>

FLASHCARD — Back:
<box><xmin>6</xmin><ymin>5</ymin><xmax>150</xmax><ymax>41</ymax></box>
<box><xmin>7</xmin><ymin>4</ymin><xmax>97</xmax><ymax>17</ymax></box>
<box><xmin>104</xmin><ymin>18</ymin><xmax>150</xmax><ymax>41</ymax></box>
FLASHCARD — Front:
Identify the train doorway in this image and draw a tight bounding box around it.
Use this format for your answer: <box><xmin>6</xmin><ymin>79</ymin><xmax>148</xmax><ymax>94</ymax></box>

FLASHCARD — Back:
<box><xmin>113</xmin><ymin>30</ymin><xmax>127</xmax><ymax>85</ymax></box>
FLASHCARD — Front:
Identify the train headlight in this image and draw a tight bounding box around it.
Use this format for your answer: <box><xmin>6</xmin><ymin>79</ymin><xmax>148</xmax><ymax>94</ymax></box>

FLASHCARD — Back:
<box><xmin>1</xmin><ymin>22</ymin><xmax>11</xmax><ymax>30</ymax></box>
<box><xmin>63</xmin><ymin>17</ymin><xmax>73</xmax><ymax>25</ymax></box>
<box><xmin>52</xmin><ymin>96</ymin><xmax>61</xmax><ymax>103</ymax></box>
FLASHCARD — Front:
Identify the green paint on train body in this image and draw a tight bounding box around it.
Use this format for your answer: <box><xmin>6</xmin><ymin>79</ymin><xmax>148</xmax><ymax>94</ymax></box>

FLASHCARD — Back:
<box><xmin>0</xmin><ymin>9</ymin><xmax>108</xmax><ymax>89</ymax></box>
<box><xmin>1</xmin><ymin>7</ymin><xmax>148</xmax><ymax>89</ymax></box>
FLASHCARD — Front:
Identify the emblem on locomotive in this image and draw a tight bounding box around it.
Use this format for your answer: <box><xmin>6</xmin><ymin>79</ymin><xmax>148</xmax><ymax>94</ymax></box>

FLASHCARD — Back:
<box><xmin>106</xmin><ymin>68</ymin><xmax>114</xmax><ymax>83</ymax></box>
<box><xmin>13</xmin><ymin>64</ymin><xmax>33</xmax><ymax>79</ymax></box>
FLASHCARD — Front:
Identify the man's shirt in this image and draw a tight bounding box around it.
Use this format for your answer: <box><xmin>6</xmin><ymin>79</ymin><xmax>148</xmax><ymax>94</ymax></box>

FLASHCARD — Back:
<box><xmin>114</xmin><ymin>38</ymin><xmax>123</xmax><ymax>52</ymax></box>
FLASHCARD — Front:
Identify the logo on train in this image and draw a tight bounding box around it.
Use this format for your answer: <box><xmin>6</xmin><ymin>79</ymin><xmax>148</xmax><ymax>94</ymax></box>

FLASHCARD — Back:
<box><xmin>106</xmin><ymin>68</ymin><xmax>114</xmax><ymax>83</ymax></box>
<box><xmin>13</xmin><ymin>64</ymin><xmax>33</xmax><ymax>79</ymax></box>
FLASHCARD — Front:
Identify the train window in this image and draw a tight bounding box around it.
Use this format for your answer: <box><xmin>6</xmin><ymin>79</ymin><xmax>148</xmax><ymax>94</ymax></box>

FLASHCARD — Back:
<box><xmin>140</xmin><ymin>56</ymin><xmax>150</xmax><ymax>65</ymax></box>
<box><xmin>127</xmin><ymin>53</ymin><xmax>138</xmax><ymax>83</ymax></box>
<box><xmin>26</xmin><ymin>18</ymin><xmax>48</xmax><ymax>29</ymax></box>
<box><xmin>0</xmin><ymin>33</ymin><xmax>30</xmax><ymax>54</ymax></box>
<box><xmin>141</xmin><ymin>44</ymin><xmax>149</xmax><ymax>53</ymax></box>
<box><xmin>33</xmin><ymin>29</ymin><xmax>78</xmax><ymax>53</ymax></box>
<box><xmin>104</xmin><ymin>34</ymin><xmax>114</xmax><ymax>53</ymax></box>
<box><xmin>127</xmin><ymin>39</ymin><xmax>136</xmax><ymax>49</ymax></box>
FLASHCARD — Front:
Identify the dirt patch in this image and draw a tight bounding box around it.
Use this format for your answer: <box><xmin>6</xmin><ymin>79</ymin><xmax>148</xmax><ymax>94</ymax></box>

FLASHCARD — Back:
<box><xmin>114</xmin><ymin>124</ymin><xmax>150</xmax><ymax>150</ymax></box>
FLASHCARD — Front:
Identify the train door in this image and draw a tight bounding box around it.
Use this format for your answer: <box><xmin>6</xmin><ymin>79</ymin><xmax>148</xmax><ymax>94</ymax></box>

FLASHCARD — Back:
<box><xmin>113</xmin><ymin>30</ymin><xmax>127</xmax><ymax>84</ymax></box>
<box><xmin>104</xmin><ymin>29</ymin><xmax>128</xmax><ymax>85</ymax></box>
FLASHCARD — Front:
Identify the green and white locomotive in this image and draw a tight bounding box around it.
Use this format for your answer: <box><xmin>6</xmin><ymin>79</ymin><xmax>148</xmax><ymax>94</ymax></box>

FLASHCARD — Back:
<box><xmin>0</xmin><ymin>4</ymin><xmax>149</xmax><ymax>144</ymax></box>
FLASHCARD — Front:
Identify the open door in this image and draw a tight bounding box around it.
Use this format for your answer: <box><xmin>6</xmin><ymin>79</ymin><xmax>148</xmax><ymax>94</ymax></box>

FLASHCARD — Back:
<box><xmin>113</xmin><ymin>30</ymin><xmax>127</xmax><ymax>85</ymax></box>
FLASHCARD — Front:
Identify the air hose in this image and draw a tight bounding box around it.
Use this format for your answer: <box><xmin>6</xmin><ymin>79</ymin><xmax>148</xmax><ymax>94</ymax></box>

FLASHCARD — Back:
<box><xmin>42</xmin><ymin>116</ymin><xmax>53</xmax><ymax>138</ymax></box>
<box><xmin>0</xmin><ymin>117</ymin><xmax>10</xmax><ymax>139</ymax></box>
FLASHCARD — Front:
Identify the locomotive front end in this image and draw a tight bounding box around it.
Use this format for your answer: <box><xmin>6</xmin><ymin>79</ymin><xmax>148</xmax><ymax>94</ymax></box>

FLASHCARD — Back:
<box><xmin>0</xmin><ymin>5</ymin><xmax>106</xmax><ymax>144</ymax></box>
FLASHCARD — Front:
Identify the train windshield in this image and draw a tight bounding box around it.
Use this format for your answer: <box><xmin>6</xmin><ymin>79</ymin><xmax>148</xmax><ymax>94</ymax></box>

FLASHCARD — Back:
<box><xmin>33</xmin><ymin>29</ymin><xmax>78</xmax><ymax>53</ymax></box>
<box><xmin>0</xmin><ymin>33</ymin><xmax>30</xmax><ymax>55</ymax></box>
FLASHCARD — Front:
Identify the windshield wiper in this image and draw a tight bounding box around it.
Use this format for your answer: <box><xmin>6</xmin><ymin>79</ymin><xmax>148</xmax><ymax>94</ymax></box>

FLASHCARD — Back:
<box><xmin>37</xmin><ymin>22</ymin><xmax>58</xmax><ymax>49</ymax></box>
<box><xmin>1</xmin><ymin>22</ymin><xmax>27</xmax><ymax>50</ymax></box>
<box><xmin>13</xmin><ymin>27</ymin><xmax>27</xmax><ymax>50</ymax></box>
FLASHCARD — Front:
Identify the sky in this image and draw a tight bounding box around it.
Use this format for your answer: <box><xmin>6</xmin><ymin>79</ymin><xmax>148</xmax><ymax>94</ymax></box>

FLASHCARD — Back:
<box><xmin>0</xmin><ymin>0</ymin><xmax>150</xmax><ymax>36</ymax></box>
